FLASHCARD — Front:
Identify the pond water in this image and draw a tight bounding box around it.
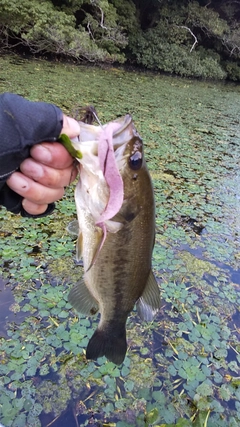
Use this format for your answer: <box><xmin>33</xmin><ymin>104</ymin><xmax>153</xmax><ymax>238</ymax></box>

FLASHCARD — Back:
<box><xmin>0</xmin><ymin>55</ymin><xmax>240</xmax><ymax>427</ymax></box>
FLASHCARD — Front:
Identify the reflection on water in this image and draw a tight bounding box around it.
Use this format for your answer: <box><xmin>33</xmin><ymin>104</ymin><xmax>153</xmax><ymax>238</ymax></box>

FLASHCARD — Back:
<box><xmin>0</xmin><ymin>278</ymin><xmax>29</xmax><ymax>339</ymax></box>
<box><xmin>231</xmin><ymin>271</ymin><xmax>240</xmax><ymax>285</ymax></box>
<box><xmin>40</xmin><ymin>405</ymin><xmax>84</xmax><ymax>427</ymax></box>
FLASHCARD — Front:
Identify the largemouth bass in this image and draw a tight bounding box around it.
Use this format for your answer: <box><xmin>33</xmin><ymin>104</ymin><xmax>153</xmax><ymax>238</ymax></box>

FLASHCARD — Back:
<box><xmin>68</xmin><ymin>114</ymin><xmax>160</xmax><ymax>365</ymax></box>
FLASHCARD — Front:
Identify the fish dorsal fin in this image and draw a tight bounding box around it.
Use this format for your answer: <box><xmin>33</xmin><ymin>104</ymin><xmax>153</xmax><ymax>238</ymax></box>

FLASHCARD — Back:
<box><xmin>68</xmin><ymin>280</ymin><xmax>99</xmax><ymax>316</ymax></box>
<box><xmin>136</xmin><ymin>270</ymin><xmax>161</xmax><ymax>321</ymax></box>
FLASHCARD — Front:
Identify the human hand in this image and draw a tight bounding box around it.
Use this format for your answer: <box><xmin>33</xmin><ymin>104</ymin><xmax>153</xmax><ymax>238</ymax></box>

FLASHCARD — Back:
<box><xmin>6</xmin><ymin>115</ymin><xmax>80</xmax><ymax>216</ymax></box>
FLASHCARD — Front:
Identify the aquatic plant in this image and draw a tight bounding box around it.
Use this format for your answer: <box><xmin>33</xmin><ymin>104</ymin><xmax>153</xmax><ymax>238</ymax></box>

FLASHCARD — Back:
<box><xmin>0</xmin><ymin>55</ymin><xmax>239</xmax><ymax>426</ymax></box>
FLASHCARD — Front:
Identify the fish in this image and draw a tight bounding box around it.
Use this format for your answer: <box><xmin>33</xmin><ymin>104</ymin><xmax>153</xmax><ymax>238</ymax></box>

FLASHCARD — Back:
<box><xmin>68</xmin><ymin>113</ymin><xmax>160</xmax><ymax>365</ymax></box>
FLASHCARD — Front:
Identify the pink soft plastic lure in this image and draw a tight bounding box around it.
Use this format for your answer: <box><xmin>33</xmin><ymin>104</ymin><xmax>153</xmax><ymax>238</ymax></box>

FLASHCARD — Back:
<box><xmin>96</xmin><ymin>121</ymin><xmax>124</xmax><ymax>246</ymax></box>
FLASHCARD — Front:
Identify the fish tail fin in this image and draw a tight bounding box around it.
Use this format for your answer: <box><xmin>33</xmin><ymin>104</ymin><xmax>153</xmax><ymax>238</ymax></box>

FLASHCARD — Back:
<box><xmin>86</xmin><ymin>324</ymin><xmax>127</xmax><ymax>365</ymax></box>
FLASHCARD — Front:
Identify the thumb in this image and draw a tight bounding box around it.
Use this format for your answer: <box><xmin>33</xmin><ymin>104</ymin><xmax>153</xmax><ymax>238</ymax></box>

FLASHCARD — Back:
<box><xmin>61</xmin><ymin>114</ymin><xmax>80</xmax><ymax>139</ymax></box>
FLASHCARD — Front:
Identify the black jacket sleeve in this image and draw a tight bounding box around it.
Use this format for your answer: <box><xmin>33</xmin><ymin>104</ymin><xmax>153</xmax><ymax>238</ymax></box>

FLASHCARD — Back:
<box><xmin>0</xmin><ymin>93</ymin><xmax>63</xmax><ymax>215</ymax></box>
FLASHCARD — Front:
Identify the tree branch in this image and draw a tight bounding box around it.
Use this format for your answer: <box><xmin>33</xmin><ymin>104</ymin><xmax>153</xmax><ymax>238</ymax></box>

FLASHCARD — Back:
<box><xmin>177</xmin><ymin>25</ymin><xmax>198</xmax><ymax>52</ymax></box>
<box><xmin>90</xmin><ymin>0</ymin><xmax>107</xmax><ymax>30</ymax></box>
<box><xmin>97</xmin><ymin>5</ymin><xmax>107</xmax><ymax>30</ymax></box>
<box><xmin>87</xmin><ymin>21</ymin><xmax>95</xmax><ymax>41</ymax></box>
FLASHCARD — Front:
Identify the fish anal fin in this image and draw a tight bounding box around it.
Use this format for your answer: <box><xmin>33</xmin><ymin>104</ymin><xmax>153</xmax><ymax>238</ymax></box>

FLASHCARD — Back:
<box><xmin>68</xmin><ymin>280</ymin><xmax>99</xmax><ymax>316</ymax></box>
<box><xmin>136</xmin><ymin>270</ymin><xmax>161</xmax><ymax>321</ymax></box>
<box><xmin>86</xmin><ymin>324</ymin><xmax>127</xmax><ymax>365</ymax></box>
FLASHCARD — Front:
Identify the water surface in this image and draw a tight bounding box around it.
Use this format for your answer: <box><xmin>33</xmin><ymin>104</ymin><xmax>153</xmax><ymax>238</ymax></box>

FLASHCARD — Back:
<box><xmin>0</xmin><ymin>55</ymin><xmax>240</xmax><ymax>427</ymax></box>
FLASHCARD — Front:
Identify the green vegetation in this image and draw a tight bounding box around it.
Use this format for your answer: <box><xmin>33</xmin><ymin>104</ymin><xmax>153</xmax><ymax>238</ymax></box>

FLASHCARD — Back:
<box><xmin>0</xmin><ymin>0</ymin><xmax>239</xmax><ymax>80</ymax></box>
<box><xmin>128</xmin><ymin>0</ymin><xmax>240</xmax><ymax>80</ymax></box>
<box><xmin>0</xmin><ymin>55</ymin><xmax>240</xmax><ymax>426</ymax></box>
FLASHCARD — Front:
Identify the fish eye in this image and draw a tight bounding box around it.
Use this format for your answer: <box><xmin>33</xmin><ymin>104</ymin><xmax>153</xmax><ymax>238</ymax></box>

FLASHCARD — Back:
<box><xmin>129</xmin><ymin>151</ymin><xmax>142</xmax><ymax>170</ymax></box>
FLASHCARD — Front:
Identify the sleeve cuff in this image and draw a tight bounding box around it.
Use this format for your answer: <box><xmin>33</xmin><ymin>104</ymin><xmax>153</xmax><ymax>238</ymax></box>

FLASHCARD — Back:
<box><xmin>21</xmin><ymin>203</ymin><xmax>56</xmax><ymax>218</ymax></box>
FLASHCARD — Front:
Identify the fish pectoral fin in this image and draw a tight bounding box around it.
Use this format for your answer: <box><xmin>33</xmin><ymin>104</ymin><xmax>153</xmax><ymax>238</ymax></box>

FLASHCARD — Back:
<box><xmin>76</xmin><ymin>232</ymin><xmax>83</xmax><ymax>262</ymax></box>
<box><xmin>105</xmin><ymin>219</ymin><xmax>123</xmax><ymax>233</ymax></box>
<box><xmin>86</xmin><ymin>226</ymin><xmax>105</xmax><ymax>272</ymax></box>
<box><xmin>66</xmin><ymin>219</ymin><xmax>79</xmax><ymax>236</ymax></box>
<box><xmin>136</xmin><ymin>270</ymin><xmax>161</xmax><ymax>321</ymax></box>
<box><xmin>68</xmin><ymin>280</ymin><xmax>99</xmax><ymax>316</ymax></box>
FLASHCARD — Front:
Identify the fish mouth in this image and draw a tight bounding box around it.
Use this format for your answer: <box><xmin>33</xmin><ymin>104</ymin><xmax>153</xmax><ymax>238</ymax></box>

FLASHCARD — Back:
<box><xmin>111</xmin><ymin>114</ymin><xmax>132</xmax><ymax>136</ymax></box>
<box><xmin>74</xmin><ymin>114</ymin><xmax>133</xmax><ymax>148</ymax></box>
<box><xmin>111</xmin><ymin>114</ymin><xmax>135</xmax><ymax>151</ymax></box>
<box><xmin>71</xmin><ymin>114</ymin><xmax>134</xmax><ymax>162</ymax></box>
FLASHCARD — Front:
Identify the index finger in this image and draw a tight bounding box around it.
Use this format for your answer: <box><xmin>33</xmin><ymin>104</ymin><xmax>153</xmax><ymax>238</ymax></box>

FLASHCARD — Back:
<box><xmin>30</xmin><ymin>142</ymin><xmax>74</xmax><ymax>169</ymax></box>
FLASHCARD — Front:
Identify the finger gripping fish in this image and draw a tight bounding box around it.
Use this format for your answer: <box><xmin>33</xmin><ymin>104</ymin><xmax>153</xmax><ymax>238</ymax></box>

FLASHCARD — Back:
<box><xmin>68</xmin><ymin>114</ymin><xmax>160</xmax><ymax>365</ymax></box>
